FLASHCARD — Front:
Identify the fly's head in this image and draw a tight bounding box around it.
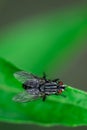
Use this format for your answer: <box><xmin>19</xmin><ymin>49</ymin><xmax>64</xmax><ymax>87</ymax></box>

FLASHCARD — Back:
<box><xmin>57</xmin><ymin>81</ymin><xmax>66</xmax><ymax>94</ymax></box>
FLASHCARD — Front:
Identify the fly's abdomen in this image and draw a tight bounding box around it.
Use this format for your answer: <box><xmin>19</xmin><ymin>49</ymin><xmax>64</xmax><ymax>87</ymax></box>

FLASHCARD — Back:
<box><xmin>23</xmin><ymin>79</ymin><xmax>39</xmax><ymax>89</ymax></box>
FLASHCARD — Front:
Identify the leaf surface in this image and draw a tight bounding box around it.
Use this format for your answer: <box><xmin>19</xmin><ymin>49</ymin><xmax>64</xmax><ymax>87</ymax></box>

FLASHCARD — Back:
<box><xmin>0</xmin><ymin>58</ymin><xmax>87</xmax><ymax>127</ymax></box>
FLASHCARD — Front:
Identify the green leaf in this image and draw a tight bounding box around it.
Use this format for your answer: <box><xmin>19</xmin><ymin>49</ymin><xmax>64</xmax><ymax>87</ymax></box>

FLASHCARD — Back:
<box><xmin>0</xmin><ymin>58</ymin><xmax>87</xmax><ymax>127</ymax></box>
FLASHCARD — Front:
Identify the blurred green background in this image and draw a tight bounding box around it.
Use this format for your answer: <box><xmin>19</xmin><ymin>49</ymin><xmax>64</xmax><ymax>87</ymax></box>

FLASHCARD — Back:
<box><xmin>0</xmin><ymin>0</ymin><xmax>87</xmax><ymax>130</ymax></box>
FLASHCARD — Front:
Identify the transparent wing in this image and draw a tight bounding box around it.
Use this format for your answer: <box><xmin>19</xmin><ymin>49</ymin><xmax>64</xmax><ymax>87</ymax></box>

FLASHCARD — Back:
<box><xmin>12</xmin><ymin>90</ymin><xmax>41</xmax><ymax>102</ymax></box>
<box><xmin>14</xmin><ymin>71</ymin><xmax>38</xmax><ymax>83</ymax></box>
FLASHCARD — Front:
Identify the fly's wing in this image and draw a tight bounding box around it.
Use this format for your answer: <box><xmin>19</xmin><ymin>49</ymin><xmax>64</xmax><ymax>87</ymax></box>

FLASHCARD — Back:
<box><xmin>13</xmin><ymin>89</ymin><xmax>41</xmax><ymax>102</ymax></box>
<box><xmin>14</xmin><ymin>71</ymin><xmax>39</xmax><ymax>83</ymax></box>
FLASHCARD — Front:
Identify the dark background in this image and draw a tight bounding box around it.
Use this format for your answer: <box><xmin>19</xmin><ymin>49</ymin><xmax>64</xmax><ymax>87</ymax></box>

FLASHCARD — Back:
<box><xmin>0</xmin><ymin>0</ymin><xmax>87</xmax><ymax>29</ymax></box>
<box><xmin>0</xmin><ymin>0</ymin><xmax>87</xmax><ymax>130</ymax></box>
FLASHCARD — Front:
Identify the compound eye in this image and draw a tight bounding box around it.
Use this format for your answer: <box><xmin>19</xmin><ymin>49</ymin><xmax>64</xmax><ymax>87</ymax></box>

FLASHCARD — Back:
<box><xmin>58</xmin><ymin>89</ymin><xmax>62</xmax><ymax>94</ymax></box>
<box><xmin>58</xmin><ymin>81</ymin><xmax>63</xmax><ymax>85</ymax></box>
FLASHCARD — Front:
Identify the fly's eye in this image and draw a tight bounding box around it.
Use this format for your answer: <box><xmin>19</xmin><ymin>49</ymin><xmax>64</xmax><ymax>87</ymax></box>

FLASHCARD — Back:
<box><xmin>58</xmin><ymin>89</ymin><xmax>62</xmax><ymax>94</ymax></box>
<box><xmin>58</xmin><ymin>81</ymin><xmax>63</xmax><ymax>85</ymax></box>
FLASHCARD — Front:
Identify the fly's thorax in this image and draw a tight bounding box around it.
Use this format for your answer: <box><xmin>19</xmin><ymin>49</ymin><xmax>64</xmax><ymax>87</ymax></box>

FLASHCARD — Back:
<box><xmin>40</xmin><ymin>81</ymin><xmax>58</xmax><ymax>94</ymax></box>
<box><xmin>44</xmin><ymin>82</ymin><xmax>57</xmax><ymax>86</ymax></box>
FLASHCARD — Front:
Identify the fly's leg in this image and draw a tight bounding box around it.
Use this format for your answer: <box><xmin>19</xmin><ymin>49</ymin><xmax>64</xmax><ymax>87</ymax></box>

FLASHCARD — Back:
<box><xmin>43</xmin><ymin>72</ymin><xmax>49</xmax><ymax>83</ymax></box>
<box><xmin>42</xmin><ymin>94</ymin><xmax>46</xmax><ymax>101</ymax></box>
<box><xmin>55</xmin><ymin>93</ymin><xmax>58</xmax><ymax>95</ymax></box>
<box><xmin>43</xmin><ymin>72</ymin><xmax>47</xmax><ymax>80</ymax></box>
<box><xmin>43</xmin><ymin>72</ymin><xmax>47</xmax><ymax>81</ymax></box>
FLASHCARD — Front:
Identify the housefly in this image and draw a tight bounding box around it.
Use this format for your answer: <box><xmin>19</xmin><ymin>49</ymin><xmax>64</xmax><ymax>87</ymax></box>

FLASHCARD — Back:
<box><xmin>13</xmin><ymin>71</ymin><xmax>66</xmax><ymax>102</ymax></box>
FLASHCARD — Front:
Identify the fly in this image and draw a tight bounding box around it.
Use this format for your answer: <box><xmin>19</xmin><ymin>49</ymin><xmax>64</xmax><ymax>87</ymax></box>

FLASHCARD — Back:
<box><xmin>13</xmin><ymin>71</ymin><xmax>66</xmax><ymax>102</ymax></box>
